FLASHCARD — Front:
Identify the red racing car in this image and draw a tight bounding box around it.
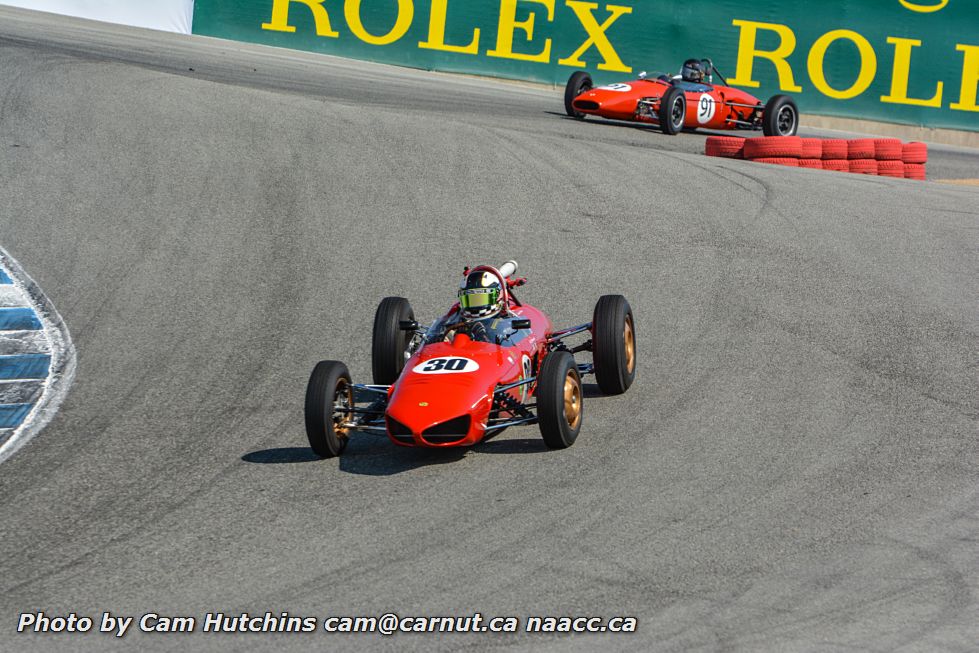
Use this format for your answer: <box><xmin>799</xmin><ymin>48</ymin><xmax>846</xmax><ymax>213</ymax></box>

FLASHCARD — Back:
<box><xmin>564</xmin><ymin>58</ymin><xmax>799</xmax><ymax>136</ymax></box>
<box><xmin>304</xmin><ymin>261</ymin><xmax>636</xmax><ymax>457</ymax></box>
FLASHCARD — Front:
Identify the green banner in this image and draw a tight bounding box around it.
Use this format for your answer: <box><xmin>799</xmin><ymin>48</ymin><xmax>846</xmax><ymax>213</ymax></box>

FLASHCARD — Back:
<box><xmin>192</xmin><ymin>0</ymin><xmax>979</xmax><ymax>131</ymax></box>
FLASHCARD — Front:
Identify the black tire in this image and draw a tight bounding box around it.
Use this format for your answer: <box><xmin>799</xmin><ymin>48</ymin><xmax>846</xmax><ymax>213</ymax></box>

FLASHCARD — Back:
<box><xmin>305</xmin><ymin>360</ymin><xmax>353</xmax><ymax>458</ymax></box>
<box><xmin>372</xmin><ymin>297</ymin><xmax>414</xmax><ymax>385</ymax></box>
<box><xmin>592</xmin><ymin>295</ymin><xmax>636</xmax><ymax>395</ymax></box>
<box><xmin>762</xmin><ymin>95</ymin><xmax>799</xmax><ymax>136</ymax></box>
<box><xmin>536</xmin><ymin>351</ymin><xmax>583</xmax><ymax>449</ymax></box>
<box><xmin>564</xmin><ymin>71</ymin><xmax>593</xmax><ymax>119</ymax></box>
<box><xmin>658</xmin><ymin>86</ymin><xmax>685</xmax><ymax>135</ymax></box>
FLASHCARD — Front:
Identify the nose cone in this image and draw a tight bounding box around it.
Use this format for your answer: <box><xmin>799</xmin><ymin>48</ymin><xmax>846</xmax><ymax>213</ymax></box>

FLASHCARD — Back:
<box><xmin>386</xmin><ymin>337</ymin><xmax>504</xmax><ymax>446</ymax></box>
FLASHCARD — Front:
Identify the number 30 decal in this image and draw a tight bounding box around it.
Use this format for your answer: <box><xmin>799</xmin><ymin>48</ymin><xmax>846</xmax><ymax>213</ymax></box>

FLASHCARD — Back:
<box><xmin>697</xmin><ymin>93</ymin><xmax>716</xmax><ymax>124</ymax></box>
<box><xmin>413</xmin><ymin>357</ymin><xmax>479</xmax><ymax>374</ymax></box>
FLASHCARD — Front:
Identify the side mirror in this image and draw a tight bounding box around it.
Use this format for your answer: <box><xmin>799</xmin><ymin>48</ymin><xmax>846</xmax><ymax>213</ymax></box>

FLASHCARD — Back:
<box><xmin>512</xmin><ymin>319</ymin><xmax>531</xmax><ymax>330</ymax></box>
<box><xmin>638</xmin><ymin>71</ymin><xmax>647</xmax><ymax>80</ymax></box>
<box><xmin>399</xmin><ymin>320</ymin><xmax>419</xmax><ymax>331</ymax></box>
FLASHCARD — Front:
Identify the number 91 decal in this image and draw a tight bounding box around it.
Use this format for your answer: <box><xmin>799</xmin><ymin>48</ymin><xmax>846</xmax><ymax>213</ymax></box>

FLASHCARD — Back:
<box><xmin>413</xmin><ymin>357</ymin><xmax>479</xmax><ymax>374</ymax></box>
<box><xmin>697</xmin><ymin>93</ymin><xmax>716</xmax><ymax>124</ymax></box>
<box><xmin>597</xmin><ymin>83</ymin><xmax>632</xmax><ymax>92</ymax></box>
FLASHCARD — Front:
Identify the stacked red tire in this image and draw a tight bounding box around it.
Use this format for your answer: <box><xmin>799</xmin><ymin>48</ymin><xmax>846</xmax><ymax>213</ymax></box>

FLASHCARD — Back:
<box><xmin>903</xmin><ymin>142</ymin><xmax>928</xmax><ymax>164</ymax></box>
<box><xmin>850</xmin><ymin>159</ymin><xmax>878</xmax><ymax>175</ymax></box>
<box><xmin>904</xmin><ymin>163</ymin><xmax>926</xmax><ymax>180</ymax></box>
<box><xmin>877</xmin><ymin>160</ymin><xmax>905</xmax><ymax>178</ymax></box>
<box><xmin>704</xmin><ymin>136</ymin><xmax>745</xmax><ymax>159</ymax></box>
<box><xmin>744</xmin><ymin>136</ymin><xmax>803</xmax><ymax>159</ymax></box>
<box><xmin>821</xmin><ymin>139</ymin><xmax>848</xmax><ymax>160</ymax></box>
<box><xmin>704</xmin><ymin>135</ymin><xmax>927</xmax><ymax>180</ymax></box>
<box><xmin>753</xmin><ymin>157</ymin><xmax>799</xmax><ymax>167</ymax></box>
<box><xmin>847</xmin><ymin>139</ymin><xmax>876</xmax><ymax>162</ymax></box>
<box><xmin>874</xmin><ymin>138</ymin><xmax>903</xmax><ymax>160</ymax></box>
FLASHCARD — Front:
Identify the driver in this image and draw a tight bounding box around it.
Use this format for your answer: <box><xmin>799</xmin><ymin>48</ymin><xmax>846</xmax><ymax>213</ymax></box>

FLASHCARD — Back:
<box><xmin>455</xmin><ymin>269</ymin><xmax>506</xmax><ymax>342</ymax></box>
<box><xmin>681</xmin><ymin>59</ymin><xmax>705</xmax><ymax>83</ymax></box>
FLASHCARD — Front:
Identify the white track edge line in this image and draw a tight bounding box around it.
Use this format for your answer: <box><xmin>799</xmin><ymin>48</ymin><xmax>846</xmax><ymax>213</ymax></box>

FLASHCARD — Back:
<box><xmin>0</xmin><ymin>247</ymin><xmax>76</xmax><ymax>464</ymax></box>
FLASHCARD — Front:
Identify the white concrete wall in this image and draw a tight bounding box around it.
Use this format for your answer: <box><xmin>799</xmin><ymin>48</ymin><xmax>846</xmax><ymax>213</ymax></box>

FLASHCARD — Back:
<box><xmin>0</xmin><ymin>1</ymin><xmax>194</xmax><ymax>34</ymax></box>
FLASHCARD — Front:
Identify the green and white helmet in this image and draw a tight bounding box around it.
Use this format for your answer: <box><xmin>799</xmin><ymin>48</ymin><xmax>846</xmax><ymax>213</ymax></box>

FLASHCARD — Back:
<box><xmin>458</xmin><ymin>269</ymin><xmax>504</xmax><ymax>319</ymax></box>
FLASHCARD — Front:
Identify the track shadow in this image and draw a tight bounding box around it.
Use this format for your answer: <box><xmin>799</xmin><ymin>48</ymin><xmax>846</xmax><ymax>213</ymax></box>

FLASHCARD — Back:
<box><xmin>243</xmin><ymin>431</ymin><xmax>551</xmax><ymax>475</ymax></box>
<box><xmin>338</xmin><ymin>435</ymin><xmax>467</xmax><ymax>475</ymax></box>
<box><xmin>583</xmin><ymin>382</ymin><xmax>604</xmax><ymax>398</ymax></box>
<box><xmin>242</xmin><ymin>447</ymin><xmax>322</xmax><ymax>464</ymax></box>
<box><xmin>473</xmin><ymin>437</ymin><xmax>548</xmax><ymax>454</ymax></box>
<box><xmin>546</xmin><ymin>110</ymin><xmax>712</xmax><ymax>136</ymax></box>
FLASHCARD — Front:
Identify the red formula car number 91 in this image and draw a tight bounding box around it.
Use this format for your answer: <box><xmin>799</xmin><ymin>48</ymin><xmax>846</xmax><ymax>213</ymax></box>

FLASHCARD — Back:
<box><xmin>564</xmin><ymin>57</ymin><xmax>799</xmax><ymax>137</ymax></box>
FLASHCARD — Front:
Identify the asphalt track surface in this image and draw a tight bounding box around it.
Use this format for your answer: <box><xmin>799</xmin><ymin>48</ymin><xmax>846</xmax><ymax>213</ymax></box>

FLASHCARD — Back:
<box><xmin>1</xmin><ymin>7</ymin><xmax>977</xmax><ymax>652</ymax></box>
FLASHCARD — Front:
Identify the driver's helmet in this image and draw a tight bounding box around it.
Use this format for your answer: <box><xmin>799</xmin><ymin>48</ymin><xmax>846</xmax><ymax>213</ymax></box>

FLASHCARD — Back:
<box><xmin>458</xmin><ymin>269</ymin><xmax>504</xmax><ymax>319</ymax></box>
<box><xmin>681</xmin><ymin>59</ymin><xmax>705</xmax><ymax>83</ymax></box>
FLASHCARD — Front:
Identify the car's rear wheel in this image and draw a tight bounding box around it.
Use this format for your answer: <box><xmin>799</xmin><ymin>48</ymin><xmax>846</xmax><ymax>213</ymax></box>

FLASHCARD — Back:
<box><xmin>372</xmin><ymin>296</ymin><xmax>414</xmax><ymax>385</ymax></box>
<box><xmin>592</xmin><ymin>295</ymin><xmax>636</xmax><ymax>395</ymax></box>
<box><xmin>305</xmin><ymin>360</ymin><xmax>353</xmax><ymax>458</ymax></box>
<box><xmin>658</xmin><ymin>87</ymin><xmax>685</xmax><ymax>135</ymax></box>
<box><xmin>564</xmin><ymin>72</ymin><xmax>593</xmax><ymax>119</ymax></box>
<box><xmin>762</xmin><ymin>95</ymin><xmax>799</xmax><ymax>136</ymax></box>
<box><xmin>536</xmin><ymin>351</ymin><xmax>583</xmax><ymax>449</ymax></box>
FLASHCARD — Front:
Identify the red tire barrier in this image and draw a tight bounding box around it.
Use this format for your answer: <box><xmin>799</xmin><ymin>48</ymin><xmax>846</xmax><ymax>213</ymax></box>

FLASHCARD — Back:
<box><xmin>799</xmin><ymin>159</ymin><xmax>823</xmax><ymax>169</ymax></box>
<box><xmin>904</xmin><ymin>163</ymin><xmax>926</xmax><ymax>180</ymax></box>
<box><xmin>705</xmin><ymin>136</ymin><xmax>745</xmax><ymax>159</ymax></box>
<box><xmin>847</xmin><ymin>139</ymin><xmax>876</xmax><ymax>159</ymax></box>
<box><xmin>744</xmin><ymin>136</ymin><xmax>803</xmax><ymax>159</ymax></box>
<box><xmin>801</xmin><ymin>138</ymin><xmax>823</xmax><ymax>159</ymax></box>
<box><xmin>752</xmin><ymin>157</ymin><xmax>800</xmax><ymax>167</ymax></box>
<box><xmin>902</xmin><ymin>142</ymin><xmax>928</xmax><ymax>164</ymax></box>
<box><xmin>877</xmin><ymin>160</ymin><xmax>905</xmax><ymax>177</ymax></box>
<box><xmin>821</xmin><ymin>139</ymin><xmax>848</xmax><ymax>160</ymax></box>
<box><xmin>849</xmin><ymin>159</ymin><xmax>878</xmax><ymax>175</ymax></box>
<box><xmin>822</xmin><ymin>159</ymin><xmax>850</xmax><ymax>172</ymax></box>
<box><xmin>873</xmin><ymin>138</ymin><xmax>904</xmax><ymax>160</ymax></box>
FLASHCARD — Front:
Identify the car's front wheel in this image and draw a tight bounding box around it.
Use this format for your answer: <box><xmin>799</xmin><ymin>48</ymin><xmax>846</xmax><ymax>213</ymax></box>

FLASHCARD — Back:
<box><xmin>658</xmin><ymin>87</ymin><xmax>686</xmax><ymax>135</ymax></box>
<box><xmin>536</xmin><ymin>351</ymin><xmax>583</xmax><ymax>449</ymax></box>
<box><xmin>372</xmin><ymin>296</ymin><xmax>414</xmax><ymax>385</ymax></box>
<box><xmin>305</xmin><ymin>360</ymin><xmax>353</xmax><ymax>458</ymax></box>
<box><xmin>592</xmin><ymin>295</ymin><xmax>636</xmax><ymax>395</ymax></box>
<box><xmin>564</xmin><ymin>71</ymin><xmax>593</xmax><ymax>119</ymax></box>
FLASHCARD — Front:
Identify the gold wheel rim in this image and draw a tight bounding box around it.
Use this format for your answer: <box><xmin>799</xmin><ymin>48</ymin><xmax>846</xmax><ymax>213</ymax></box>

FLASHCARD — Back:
<box><xmin>624</xmin><ymin>315</ymin><xmax>635</xmax><ymax>374</ymax></box>
<box><xmin>563</xmin><ymin>370</ymin><xmax>582</xmax><ymax>429</ymax></box>
<box><xmin>332</xmin><ymin>379</ymin><xmax>353</xmax><ymax>438</ymax></box>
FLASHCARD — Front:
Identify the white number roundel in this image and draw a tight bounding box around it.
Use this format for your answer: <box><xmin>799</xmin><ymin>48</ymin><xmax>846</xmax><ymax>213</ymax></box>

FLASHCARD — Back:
<box><xmin>697</xmin><ymin>93</ymin><xmax>716</xmax><ymax>124</ymax></box>
<box><xmin>412</xmin><ymin>357</ymin><xmax>479</xmax><ymax>374</ymax></box>
<box><xmin>598</xmin><ymin>83</ymin><xmax>632</xmax><ymax>92</ymax></box>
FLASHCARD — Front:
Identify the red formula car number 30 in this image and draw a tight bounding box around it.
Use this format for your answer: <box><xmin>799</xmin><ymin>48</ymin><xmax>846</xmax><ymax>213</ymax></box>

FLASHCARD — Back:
<box><xmin>564</xmin><ymin>58</ymin><xmax>799</xmax><ymax>137</ymax></box>
<box><xmin>304</xmin><ymin>261</ymin><xmax>637</xmax><ymax>457</ymax></box>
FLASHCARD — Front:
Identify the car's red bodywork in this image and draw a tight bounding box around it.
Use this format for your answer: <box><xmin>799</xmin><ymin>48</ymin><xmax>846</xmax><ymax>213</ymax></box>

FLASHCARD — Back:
<box><xmin>573</xmin><ymin>76</ymin><xmax>766</xmax><ymax>131</ymax></box>
<box><xmin>304</xmin><ymin>261</ymin><xmax>636</xmax><ymax>458</ymax></box>
<box><xmin>385</xmin><ymin>302</ymin><xmax>550</xmax><ymax>448</ymax></box>
<box><xmin>384</xmin><ymin>266</ymin><xmax>550</xmax><ymax>448</ymax></box>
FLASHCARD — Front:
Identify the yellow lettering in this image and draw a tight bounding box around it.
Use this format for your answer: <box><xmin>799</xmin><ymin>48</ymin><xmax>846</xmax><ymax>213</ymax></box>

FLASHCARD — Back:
<box><xmin>557</xmin><ymin>2</ymin><xmax>632</xmax><ymax>72</ymax></box>
<box><xmin>807</xmin><ymin>29</ymin><xmax>877</xmax><ymax>99</ymax></box>
<box><xmin>418</xmin><ymin>0</ymin><xmax>479</xmax><ymax>54</ymax></box>
<box><xmin>881</xmin><ymin>37</ymin><xmax>942</xmax><ymax>107</ymax></box>
<box><xmin>899</xmin><ymin>0</ymin><xmax>948</xmax><ymax>13</ymax></box>
<box><xmin>950</xmin><ymin>43</ymin><xmax>979</xmax><ymax>111</ymax></box>
<box><xmin>262</xmin><ymin>0</ymin><xmax>339</xmax><ymax>36</ymax></box>
<box><xmin>728</xmin><ymin>20</ymin><xmax>802</xmax><ymax>92</ymax></box>
<box><xmin>345</xmin><ymin>0</ymin><xmax>413</xmax><ymax>46</ymax></box>
<box><xmin>487</xmin><ymin>0</ymin><xmax>554</xmax><ymax>63</ymax></box>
